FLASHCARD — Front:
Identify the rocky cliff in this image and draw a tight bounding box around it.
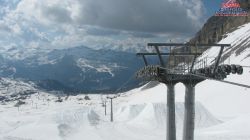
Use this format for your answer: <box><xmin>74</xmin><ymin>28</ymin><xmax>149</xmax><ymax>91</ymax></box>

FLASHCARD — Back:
<box><xmin>190</xmin><ymin>0</ymin><xmax>250</xmax><ymax>44</ymax></box>
<box><xmin>168</xmin><ymin>0</ymin><xmax>250</xmax><ymax>66</ymax></box>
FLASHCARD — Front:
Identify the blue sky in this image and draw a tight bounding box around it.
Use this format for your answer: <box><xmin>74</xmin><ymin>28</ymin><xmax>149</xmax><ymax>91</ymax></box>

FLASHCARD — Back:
<box><xmin>204</xmin><ymin>0</ymin><xmax>223</xmax><ymax>17</ymax></box>
<box><xmin>0</xmin><ymin>0</ymin><xmax>226</xmax><ymax>52</ymax></box>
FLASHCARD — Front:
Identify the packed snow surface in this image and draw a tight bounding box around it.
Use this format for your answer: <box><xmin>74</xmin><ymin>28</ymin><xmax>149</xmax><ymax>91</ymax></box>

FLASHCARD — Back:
<box><xmin>1</xmin><ymin>23</ymin><xmax>250</xmax><ymax>140</ymax></box>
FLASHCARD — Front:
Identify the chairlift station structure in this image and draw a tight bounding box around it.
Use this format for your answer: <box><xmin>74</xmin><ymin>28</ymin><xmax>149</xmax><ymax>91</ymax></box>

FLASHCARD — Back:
<box><xmin>136</xmin><ymin>43</ymin><xmax>244</xmax><ymax>140</ymax></box>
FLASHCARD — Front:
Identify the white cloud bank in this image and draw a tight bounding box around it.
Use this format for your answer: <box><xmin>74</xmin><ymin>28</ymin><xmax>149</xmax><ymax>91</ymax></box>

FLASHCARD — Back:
<box><xmin>0</xmin><ymin>0</ymin><xmax>205</xmax><ymax>51</ymax></box>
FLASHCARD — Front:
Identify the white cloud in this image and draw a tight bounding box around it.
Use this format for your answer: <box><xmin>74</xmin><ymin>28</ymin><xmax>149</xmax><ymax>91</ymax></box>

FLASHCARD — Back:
<box><xmin>11</xmin><ymin>23</ymin><xmax>22</xmax><ymax>35</ymax></box>
<box><xmin>0</xmin><ymin>0</ymin><xmax>205</xmax><ymax>52</ymax></box>
<box><xmin>12</xmin><ymin>0</ymin><xmax>204</xmax><ymax>33</ymax></box>
<box><xmin>0</xmin><ymin>21</ymin><xmax>11</xmax><ymax>33</ymax></box>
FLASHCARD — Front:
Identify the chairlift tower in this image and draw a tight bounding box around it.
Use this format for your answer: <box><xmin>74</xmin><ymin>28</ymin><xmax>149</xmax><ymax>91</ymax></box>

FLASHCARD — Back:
<box><xmin>136</xmin><ymin>43</ymin><xmax>246</xmax><ymax>140</ymax></box>
<box><xmin>101</xmin><ymin>95</ymin><xmax>107</xmax><ymax>116</ymax></box>
<box><xmin>107</xmin><ymin>96</ymin><xmax>117</xmax><ymax>122</ymax></box>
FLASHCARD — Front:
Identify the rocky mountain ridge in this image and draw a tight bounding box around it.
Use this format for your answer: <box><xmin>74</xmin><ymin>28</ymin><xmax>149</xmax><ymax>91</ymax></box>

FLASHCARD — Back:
<box><xmin>190</xmin><ymin>0</ymin><xmax>250</xmax><ymax>44</ymax></box>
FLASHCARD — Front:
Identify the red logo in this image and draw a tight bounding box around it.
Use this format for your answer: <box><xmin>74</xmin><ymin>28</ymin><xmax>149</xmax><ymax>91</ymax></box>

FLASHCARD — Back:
<box><xmin>215</xmin><ymin>0</ymin><xmax>248</xmax><ymax>16</ymax></box>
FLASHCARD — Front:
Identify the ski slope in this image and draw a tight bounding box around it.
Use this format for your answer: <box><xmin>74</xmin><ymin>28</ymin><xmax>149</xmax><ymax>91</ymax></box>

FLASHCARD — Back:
<box><xmin>0</xmin><ymin>23</ymin><xmax>250</xmax><ymax>140</ymax></box>
<box><xmin>194</xmin><ymin>23</ymin><xmax>250</xmax><ymax>118</ymax></box>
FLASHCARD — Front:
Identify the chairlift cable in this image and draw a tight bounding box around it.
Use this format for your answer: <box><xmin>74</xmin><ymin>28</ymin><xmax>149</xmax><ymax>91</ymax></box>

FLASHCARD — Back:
<box><xmin>188</xmin><ymin>73</ymin><xmax>250</xmax><ymax>89</ymax></box>
<box><xmin>115</xmin><ymin>74</ymin><xmax>136</xmax><ymax>94</ymax></box>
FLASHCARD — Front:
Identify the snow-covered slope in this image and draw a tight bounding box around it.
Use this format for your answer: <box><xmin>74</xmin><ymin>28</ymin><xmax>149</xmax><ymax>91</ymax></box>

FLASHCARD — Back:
<box><xmin>194</xmin><ymin>23</ymin><xmax>250</xmax><ymax>117</ymax></box>
<box><xmin>0</xmin><ymin>80</ymin><xmax>221</xmax><ymax>140</ymax></box>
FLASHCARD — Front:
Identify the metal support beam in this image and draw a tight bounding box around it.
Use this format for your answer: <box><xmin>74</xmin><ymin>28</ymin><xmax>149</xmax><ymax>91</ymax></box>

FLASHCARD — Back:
<box><xmin>190</xmin><ymin>55</ymin><xmax>197</xmax><ymax>73</ymax></box>
<box><xmin>142</xmin><ymin>55</ymin><xmax>148</xmax><ymax>66</ymax></box>
<box><xmin>111</xmin><ymin>98</ymin><xmax>113</xmax><ymax>122</ymax></box>
<box><xmin>166</xmin><ymin>83</ymin><xmax>176</xmax><ymax>140</ymax></box>
<box><xmin>104</xmin><ymin>101</ymin><xmax>107</xmax><ymax>116</ymax></box>
<box><xmin>148</xmin><ymin>43</ymin><xmax>231</xmax><ymax>47</ymax></box>
<box><xmin>137</xmin><ymin>53</ymin><xmax>202</xmax><ymax>56</ymax></box>
<box><xmin>183</xmin><ymin>83</ymin><xmax>196</xmax><ymax>140</ymax></box>
<box><xmin>213</xmin><ymin>46</ymin><xmax>225</xmax><ymax>73</ymax></box>
<box><xmin>154</xmin><ymin>46</ymin><xmax>165</xmax><ymax>67</ymax></box>
<box><xmin>107</xmin><ymin>97</ymin><xmax>116</xmax><ymax>122</ymax></box>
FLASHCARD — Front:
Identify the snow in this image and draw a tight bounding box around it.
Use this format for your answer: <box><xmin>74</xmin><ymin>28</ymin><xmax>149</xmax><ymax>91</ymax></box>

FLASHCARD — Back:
<box><xmin>194</xmin><ymin>22</ymin><xmax>250</xmax><ymax>118</ymax></box>
<box><xmin>0</xmin><ymin>23</ymin><xmax>250</xmax><ymax>140</ymax></box>
<box><xmin>76</xmin><ymin>58</ymin><xmax>124</xmax><ymax>77</ymax></box>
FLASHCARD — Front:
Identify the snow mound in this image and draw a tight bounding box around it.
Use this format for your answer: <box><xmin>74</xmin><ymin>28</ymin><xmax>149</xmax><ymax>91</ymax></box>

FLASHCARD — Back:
<box><xmin>115</xmin><ymin>104</ymin><xmax>146</xmax><ymax>122</ymax></box>
<box><xmin>55</xmin><ymin>107</ymin><xmax>101</xmax><ymax>129</ymax></box>
<box><xmin>196</xmin><ymin>114</ymin><xmax>250</xmax><ymax>140</ymax></box>
<box><xmin>116</xmin><ymin>102</ymin><xmax>221</xmax><ymax>130</ymax></box>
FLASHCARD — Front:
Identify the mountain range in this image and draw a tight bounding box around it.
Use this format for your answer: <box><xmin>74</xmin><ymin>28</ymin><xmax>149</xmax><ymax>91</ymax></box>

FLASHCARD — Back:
<box><xmin>0</xmin><ymin>46</ymin><xmax>146</xmax><ymax>93</ymax></box>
